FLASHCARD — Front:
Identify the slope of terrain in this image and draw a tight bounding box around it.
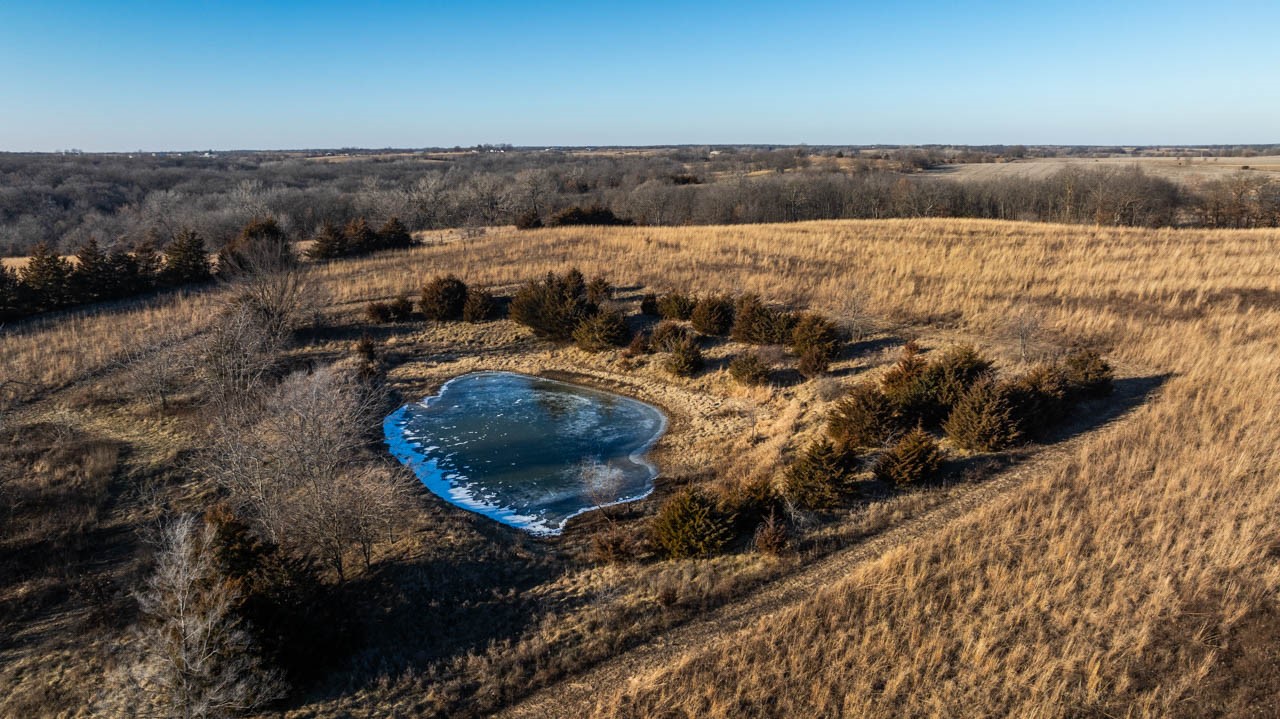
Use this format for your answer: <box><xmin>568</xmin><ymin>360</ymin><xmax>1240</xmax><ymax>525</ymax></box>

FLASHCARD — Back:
<box><xmin>2</xmin><ymin>219</ymin><xmax>1277</xmax><ymax>718</ymax></box>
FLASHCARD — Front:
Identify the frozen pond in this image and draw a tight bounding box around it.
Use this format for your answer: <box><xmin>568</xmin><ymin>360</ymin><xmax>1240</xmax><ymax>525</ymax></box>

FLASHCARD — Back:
<box><xmin>384</xmin><ymin>371</ymin><xmax>667</xmax><ymax>535</ymax></box>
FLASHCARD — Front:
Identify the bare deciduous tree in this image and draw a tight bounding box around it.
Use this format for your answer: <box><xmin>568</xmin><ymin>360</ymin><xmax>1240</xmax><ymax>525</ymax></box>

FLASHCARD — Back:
<box><xmin>196</xmin><ymin>304</ymin><xmax>281</xmax><ymax>418</ymax></box>
<box><xmin>1005</xmin><ymin>305</ymin><xmax>1044</xmax><ymax>363</ymax></box>
<box><xmin>100</xmin><ymin>515</ymin><xmax>283</xmax><ymax>718</ymax></box>
<box><xmin>118</xmin><ymin>330</ymin><xmax>193</xmax><ymax>411</ymax></box>
<box><xmin>207</xmin><ymin>366</ymin><xmax>411</xmax><ymax>579</ymax></box>
<box><xmin>578</xmin><ymin>458</ymin><xmax>626</xmax><ymax>525</ymax></box>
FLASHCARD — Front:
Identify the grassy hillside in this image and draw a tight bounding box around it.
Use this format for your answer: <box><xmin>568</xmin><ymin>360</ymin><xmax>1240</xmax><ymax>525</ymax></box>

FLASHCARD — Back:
<box><xmin>2</xmin><ymin>218</ymin><xmax>1277</xmax><ymax>717</ymax></box>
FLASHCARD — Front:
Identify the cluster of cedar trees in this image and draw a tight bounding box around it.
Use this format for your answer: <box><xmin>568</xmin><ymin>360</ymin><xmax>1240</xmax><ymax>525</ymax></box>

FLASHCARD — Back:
<box><xmin>650</xmin><ymin>343</ymin><xmax>1113</xmax><ymax>560</ymax></box>
<box><xmin>303</xmin><ymin>217</ymin><xmax>413</xmax><ymax>260</ymax></box>
<box><xmin>0</xmin><ymin>215</ymin><xmax>415</xmax><ymax>323</ymax></box>
<box><xmin>787</xmin><ymin>342</ymin><xmax>1113</xmax><ymax>507</ymax></box>
<box><xmin>361</xmin><ymin>267</ymin><xmax>1113</xmax><ymax>562</ymax></box>
<box><xmin>514</xmin><ymin>204</ymin><xmax>634</xmax><ymax>230</ymax></box>
<box><xmin>0</xmin><ymin>231</ymin><xmax>211</xmax><ymax>320</ymax></box>
<box><xmin>365</xmin><ymin>273</ymin><xmax>498</xmax><ymax>325</ymax></box>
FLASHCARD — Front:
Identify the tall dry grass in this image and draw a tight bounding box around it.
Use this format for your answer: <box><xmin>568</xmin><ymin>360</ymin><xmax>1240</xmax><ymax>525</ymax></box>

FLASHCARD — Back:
<box><xmin>464</xmin><ymin>220</ymin><xmax>1280</xmax><ymax>718</ymax></box>
<box><xmin>303</xmin><ymin>219</ymin><xmax>1280</xmax><ymax>715</ymax></box>
<box><xmin>1</xmin><ymin>290</ymin><xmax>222</xmax><ymax>404</ymax></box>
<box><xmin>7</xmin><ymin>219</ymin><xmax>1279</xmax><ymax>717</ymax></box>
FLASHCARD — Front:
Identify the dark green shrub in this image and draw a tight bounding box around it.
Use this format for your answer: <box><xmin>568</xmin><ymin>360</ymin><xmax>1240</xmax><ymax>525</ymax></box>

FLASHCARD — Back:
<box><xmin>216</xmin><ymin>217</ymin><xmax>294</xmax><ymax>277</ymax></box>
<box><xmin>563</xmin><ymin>268</ymin><xmax>587</xmax><ymax>298</ymax></box>
<box><xmin>640</xmin><ymin>293</ymin><xmax>660</xmax><ymax>316</ymax></box>
<box><xmin>873</xmin><ymin>427</ymin><xmax>945</xmax><ymax>486</ymax></box>
<box><xmin>731</xmin><ymin>294</ymin><xmax>795</xmax><ymax>344</ymax></box>
<box><xmin>376</xmin><ymin>217</ymin><xmax>414</xmax><ymax>249</ymax></box>
<box><xmin>664</xmin><ymin>337</ymin><xmax>704</xmax><ymax>377</ymax></box>
<box><xmin>548</xmin><ymin>205</ymin><xmax>634</xmax><ymax>227</ymax></box>
<box><xmin>718</xmin><ymin>475</ymin><xmax>784</xmax><ymax>533</ymax></box>
<box><xmin>797</xmin><ymin>346</ymin><xmax>833</xmax><ymax>378</ymax></box>
<box><xmin>573</xmin><ymin>308</ymin><xmax>630</xmax><ymax>352</ymax></box>
<box><xmin>827</xmin><ymin>383</ymin><xmax>898</xmax><ymax>450</ymax></box>
<box><xmin>586</xmin><ymin>276</ymin><xmax>612</xmax><ymax>305</ymax></box>
<box><xmin>922</xmin><ymin>344</ymin><xmax>994</xmax><ymax>412</ymax></box>
<box><xmin>729</xmin><ymin>351</ymin><xmax>772</xmax><ymax>386</ymax></box>
<box><xmin>657</xmin><ymin>292</ymin><xmax>696</xmax><ymax>320</ymax></box>
<box><xmin>1061</xmin><ymin>349</ymin><xmax>1113</xmax><ymax>399</ymax></box>
<box><xmin>365</xmin><ymin>301</ymin><xmax>392</xmax><ymax>323</ymax></box>
<box><xmin>419</xmin><ymin>274</ymin><xmax>469</xmax><ymax>321</ymax></box>
<box><xmin>305</xmin><ymin>222</ymin><xmax>347</xmax><ymax>260</ymax></box>
<box><xmin>784</xmin><ymin>438</ymin><xmax>858</xmax><ymax>509</ymax></box>
<box><xmin>879</xmin><ymin>341</ymin><xmax>935</xmax><ymax>423</ymax></box>
<box><xmin>343</xmin><ymin>217</ymin><xmax>378</xmax><ymax>254</ymax></box>
<box><xmin>790</xmin><ymin>313</ymin><xmax>842</xmax><ymax>365</ymax></box>
<box><xmin>388</xmin><ymin>294</ymin><xmax>415</xmax><ymax>321</ymax></box>
<box><xmin>1005</xmin><ymin>362</ymin><xmax>1071</xmax><ymax>438</ymax></box>
<box><xmin>462</xmin><ymin>288</ymin><xmax>497</xmax><ymax>322</ymax></box>
<box><xmin>651</xmin><ymin>320</ymin><xmax>693</xmax><ymax>352</ymax></box>
<box><xmin>509</xmin><ymin>270</ymin><xmax>597</xmax><ymax>340</ymax></box>
<box><xmin>943</xmin><ymin>376</ymin><xmax>1021</xmax><ymax>452</ymax></box>
<box><xmin>650</xmin><ymin>487</ymin><xmax>733</xmax><ymax>559</ymax></box>
<box><xmin>624</xmin><ymin>331</ymin><xmax>651</xmax><ymax>357</ymax></box>
<box><xmin>19</xmin><ymin>242</ymin><xmax>71</xmax><ymax>310</ymax></box>
<box><xmin>514</xmin><ymin>210</ymin><xmax>543</xmax><ymax>230</ymax></box>
<box><xmin>691</xmin><ymin>295</ymin><xmax>735</xmax><ymax>335</ymax></box>
<box><xmin>161</xmin><ymin>229</ymin><xmax>212</xmax><ymax>287</ymax></box>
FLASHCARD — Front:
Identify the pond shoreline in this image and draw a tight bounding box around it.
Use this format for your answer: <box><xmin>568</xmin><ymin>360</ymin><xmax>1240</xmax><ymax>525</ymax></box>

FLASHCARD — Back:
<box><xmin>385</xmin><ymin>371</ymin><xmax>668</xmax><ymax>536</ymax></box>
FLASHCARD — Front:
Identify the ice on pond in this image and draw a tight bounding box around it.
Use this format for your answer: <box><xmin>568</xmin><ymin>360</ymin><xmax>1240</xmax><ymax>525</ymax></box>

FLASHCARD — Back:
<box><xmin>384</xmin><ymin>371</ymin><xmax>667</xmax><ymax>535</ymax></box>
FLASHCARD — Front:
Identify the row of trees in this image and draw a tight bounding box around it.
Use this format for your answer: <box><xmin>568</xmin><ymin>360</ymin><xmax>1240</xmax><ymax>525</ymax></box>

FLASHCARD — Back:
<box><xmin>1</xmin><ymin>231</ymin><xmax>211</xmax><ymax>319</ymax></box>
<box><xmin>6</xmin><ymin>147</ymin><xmax>1279</xmax><ymax>257</ymax></box>
<box><xmin>1</xmin><ymin>214</ymin><xmax>419</xmax><ymax>323</ymax></box>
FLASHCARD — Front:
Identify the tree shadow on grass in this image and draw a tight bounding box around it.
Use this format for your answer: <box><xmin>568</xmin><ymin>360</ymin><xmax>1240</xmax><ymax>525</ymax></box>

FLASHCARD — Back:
<box><xmin>935</xmin><ymin>372</ymin><xmax>1172</xmax><ymax>488</ymax></box>
<box><xmin>299</xmin><ymin>510</ymin><xmax>568</xmax><ymax>705</ymax></box>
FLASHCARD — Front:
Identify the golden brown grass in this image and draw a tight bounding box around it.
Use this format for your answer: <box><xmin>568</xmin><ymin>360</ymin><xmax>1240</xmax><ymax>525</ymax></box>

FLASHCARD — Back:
<box><xmin>5</xmin><ymin>218</ymin><xmax>1279</xmax><ymax>717</ymax></box>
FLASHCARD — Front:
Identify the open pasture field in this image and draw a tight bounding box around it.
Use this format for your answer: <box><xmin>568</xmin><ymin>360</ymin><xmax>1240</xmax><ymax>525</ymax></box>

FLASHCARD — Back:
<box><xmin>932</xmin><ymin>154</ymin><xmax>1280</xmax><ymax>185</ymax></box>
<box><xmin>2</xmin><ymin>218</ymin><xmax>1278</xmax><ymax>718</ymax></box>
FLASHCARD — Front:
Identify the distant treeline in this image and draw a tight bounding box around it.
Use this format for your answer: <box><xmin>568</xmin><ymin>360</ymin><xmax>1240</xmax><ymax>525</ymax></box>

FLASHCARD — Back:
<box><xmin>2</xmin><ymin>148</ymin><xmax>1279</xmax><ymax>259</ymax></box>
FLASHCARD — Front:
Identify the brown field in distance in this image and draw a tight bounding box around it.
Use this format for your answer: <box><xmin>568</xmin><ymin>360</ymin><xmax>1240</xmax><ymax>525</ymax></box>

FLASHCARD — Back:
<box><xmin>931</xmin><ymin>154</ymin><xmax>1280</xmax><ymax>184</ymax></box>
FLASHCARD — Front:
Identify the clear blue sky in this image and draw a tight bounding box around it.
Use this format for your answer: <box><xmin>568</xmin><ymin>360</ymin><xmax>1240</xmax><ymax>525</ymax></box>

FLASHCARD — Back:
<box><xmin>1</xmin><ymin>1</ymin><xmax>1275</xmax><ymax>151</ymax></box>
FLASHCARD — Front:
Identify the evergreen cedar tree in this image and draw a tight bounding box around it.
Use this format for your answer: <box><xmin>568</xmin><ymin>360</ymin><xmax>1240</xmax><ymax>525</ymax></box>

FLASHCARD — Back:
<box><xmin>217</xmin><ymin>217</ymin><xmax>294</xmax><ymax>277</ymax></box>
<box><xmin>462</xmin><ymin>288</ymin><xmax>498</xmax><ymax>322</ymax></box>
<box><xmin>162</xmin><ymin>229</ymin><xmax>212</xmax><ymax>286</ymax></box>
<box><xmin>19</xmin><ymin>242</ymin><xmax>72</xmax><ymax>311</ymax></box>
<box><xmin>663</xmin><ymin>337</ymin><xmax>705</xmax><ymax>377</ymax></box>
<box><xmin>307</xmin><ymin>217</ymin><xmax>413</xmax><ymax>261</ymax></box>
<box><xmin>731</xmin><ymin>294</ymin><xmax>795</xmax><ymax>344</ymax></box>
<box><xmin>874</xmin><ymin>427</ymin><xmax>945</xmax><ymax>486</ymax></box>
<box><xmin>0</xmin><ymin>211</ymin><xmax>410</xmax><ymax>322</ymax></box>
<box><xmin>827</xmin><ymin>383</ymin><xmax>898</xmax><ymax>450</ymax></box>
<box><xmin>508</xmin><ymin>269</ymin><xmax>599</xmax><ymax>340</ymax></box>
<box><xmin>691</xmin><ymin>295</ymin><xmax>735</xmax><ymax>336</ymax></box>
<box><xmin>547</xmin><ymin>205</ymin><xmax>633</xmax><ymax>227</ymax></box>
<box><xmin>728</xmin><ymin>351</ymin><xmax>771</xmax><ymax>386</ymax></box>
<box><xmin>419</xmin><ymin>275</ymin><xmax>469</xmax><ymax>321</ymax></box>
<box><xmin>943</xmin><ymin>375</ymin><xmax>1021</xmax><ymax>452</ymax></box>
<box><xmin>650</xmin><ymin>487</ymin><xmax>732</xmax><ymax>559</ymax></box>
<box><xmin>785</xmin><ymin>438</ymin><xmax>857</xmax><ymax>509</ymax></box>
<box><xmin>656</xmin><ymin>292</ymin><xmax>696</xmax><ymax>321</ymax></box>
<box><xmin>650</xmin><ymin>320</ymin><xmax>693</xmax><ymax>352</ymax></box>
<box><xmin>573</xmin><ymin>308</ymin><xmax>630</xmax><ymax>352</ymax></box>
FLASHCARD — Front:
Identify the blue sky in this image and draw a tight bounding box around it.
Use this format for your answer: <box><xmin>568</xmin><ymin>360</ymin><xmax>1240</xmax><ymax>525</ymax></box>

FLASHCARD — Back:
<box><xmin>0</xmin><ymin>1</ymin><xmax>1275</xmax><ymax>151</ymax></box>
